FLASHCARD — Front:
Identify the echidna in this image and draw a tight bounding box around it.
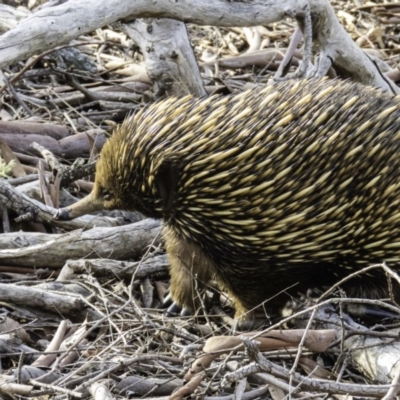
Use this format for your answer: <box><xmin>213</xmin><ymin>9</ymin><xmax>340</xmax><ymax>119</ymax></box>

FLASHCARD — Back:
<box><xmin>57</xmin><ymin>78</ymin><xmax>400</xmax><ymax>322</ymax></box>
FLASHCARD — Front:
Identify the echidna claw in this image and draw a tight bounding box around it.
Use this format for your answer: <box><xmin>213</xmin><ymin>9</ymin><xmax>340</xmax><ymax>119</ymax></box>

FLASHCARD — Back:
<box><xmin>180</xmin><ymin>308</ymin><xmax>193</xmax><ymax>317</ymax></box>
<box><xmin>233</xmin><ymin>317</ymin><xmax>266</xmax><ymax>332</ymax></box>
<box><xmin>159</xmin><ymin>293</ymin><xmax>173</xmax><ymax>309</ymax></box>
<box><xmin>165</xmin><ymin>302</ymin><xmax>181</xmax><ymax>317</ymax></box>
<box><xmin>54</xmin><ymin>208</ymin><xmax>71</xmax><ymax>220</ymax></box>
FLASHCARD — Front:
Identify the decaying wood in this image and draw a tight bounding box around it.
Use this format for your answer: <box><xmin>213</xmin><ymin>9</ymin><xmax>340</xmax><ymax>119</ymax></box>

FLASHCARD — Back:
<box><xmin>0</xmin><ymin>120</ymin><xmax>70</xmax><ymax>139</ymax></box>
<box><xmin>0</xmin><ymin>218</ymin><xmax>161</xmax><ymax>267</ymax></box>
<box><xmin>0</xmin><ymin>130</ymin><xmax>106</xmax><ymax>159</ymax></box>
<box><xmin>186</xmin><ymin>329</ymin><xmax>336</xmax><ymax>378</ymax></box>
<box><xmin>176</xmin><ymin>315</ymin><xmax>399</xmax><ymax>400</ymax></box>
<box><xmin>223</xmin><ymin>337</ymin><xmax>393</xmax><ymax>398</ymax></box>
<box><xmin>0</xmin><ymin>178</ymin><xmax>122</xmax><ymax>228</ymax></box>
<box><xmin>115</xmin><ymin>375</ymin><xmax>183</xmax><ymax>397</ymax></box>
<box><xmin>0</xmin><ymin>282</ymin><xmax>101</xmax><ymax>320</ymax></box>
<box><xmin>201</xmin><ymin>48</ymin><xmax>302</xmax><ymax>70</ymax></box>
<box><xmin>309</xmin><ymin>303</ymin><xmax>400</xmax><ymax>384</ymax></box>
<box><xmin>0</xmin><ymin>0</ymin><xmax>395</xmax><ymax>92</ymax></box>
<box><xmin>119</xmin><ymin>19</ymin><xmax>206</xmax><ymax>97</ymax></box>
<box><xmin>0</xmin><ymin>4</ymin><xmax>30</xmax><ymax>33</ymax></box>
<box><xmin>62</xmin><ymin>254</ymin><xmax>168</xmax><ymax>280</ymax></box>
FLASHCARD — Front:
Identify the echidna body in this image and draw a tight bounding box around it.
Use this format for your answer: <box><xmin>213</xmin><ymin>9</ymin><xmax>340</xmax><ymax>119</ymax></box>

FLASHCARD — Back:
<box><xmin>59</xmin><ymin>79</ymin><xmax>400</xmax><ymax>320</ymax></box>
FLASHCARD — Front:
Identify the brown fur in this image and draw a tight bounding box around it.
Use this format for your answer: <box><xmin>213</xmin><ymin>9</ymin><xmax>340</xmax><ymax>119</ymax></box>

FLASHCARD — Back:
<box><xmin>164</xmin><ymin>226</ymin><xmax>253</xmax><ymax>319</ymax></box>
<box><xmin>163</xmin><ymin>226</ymin><xmax>214</xmax><ymax>311</ymax></box>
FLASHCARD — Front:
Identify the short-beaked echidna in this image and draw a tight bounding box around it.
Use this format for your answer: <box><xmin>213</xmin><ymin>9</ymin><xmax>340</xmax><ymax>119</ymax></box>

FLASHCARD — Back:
<box><xmin>57</xmin><ymin>79</ymin><xmax>400</xmax><ymax>321</ymax></box>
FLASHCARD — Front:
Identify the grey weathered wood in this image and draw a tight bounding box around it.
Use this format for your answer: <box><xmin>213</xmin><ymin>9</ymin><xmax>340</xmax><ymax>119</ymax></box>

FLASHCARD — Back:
<box><xmin>64</xmin><ymin>255</ymin><xmax>168</xmax><ymax>279</ymax></box>
<box><xmin>0</xmin><ymin>218</ymin><xmax>161</xmax><ymax>267</ymax></box>
<box><xmin>0</xmin><ymin>4</ymin><xmax>29</xmax><ymax>33</ymax></box>
<box><xmin>120</xmin><ymin>19</ymin><xmax>206</xmax><ymax>97</ymax></box>
<box><xmin>0</xmin><ymin>179</ymin><xmax>120</xmax><ymax>229</ymax></box>
<box><xmin>0</xmin><ymin>282</ymin><xmax>90</xmax><ymax>316</ymax></box>
<box><xmin>0</xmin><ymin>0</ymin><xmax>394</xmax><ymax>91</ymax></box>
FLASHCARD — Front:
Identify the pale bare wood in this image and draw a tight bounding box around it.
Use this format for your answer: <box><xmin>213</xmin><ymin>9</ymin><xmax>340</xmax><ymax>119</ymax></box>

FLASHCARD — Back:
<box><xmin>0</xmin><ymin>121</ymin><xmax>70</xmax><ymax>140</ymax></box>
<box><xmin>0</xmin><ymin>4</ymin><xmax>29</xmax><ymax>33</ymax></box>
<box><xmin>0</xmin><ymin>131</ymin><xmax>106</xmax><ymax>159</ymax></box>
<box><xmin>0</xmin><ymin>0</ymin><xmax>394</xmax><ymax>91</ymax></box>
<box><xmin>63</xmin><ymin>255</ymin><xmax>168</xmax><ymax>280</ymax></box>
<box><xmin>0</xmin><ymin>179</ymin><xmax>119</xmax><ymax>229</ymax></box>
<box><xmin>120</xmin><ymin>19</ymin><xmax>206</xmax><ymax>97</ymax></box>
<box><xmin>0</xmin><ymin>219</ymin><xmax>161</xmax><ymax>268</ymax></box>
<box><xmin>0</xmin><ymin>282</ymin><xmax>100</xmax><ymax>318</ymax></box>
<box><xmin>285</xmin><ymin>300</ymin><xmax>400</xmax><ymax>385</ymax></box>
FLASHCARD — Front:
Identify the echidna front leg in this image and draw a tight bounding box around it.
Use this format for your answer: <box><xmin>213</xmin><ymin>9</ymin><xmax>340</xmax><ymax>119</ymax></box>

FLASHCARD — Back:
<box><xmin>163</xmin><ymin>226</ymin><xmax>215</xmax><ymax>315</ymax></box>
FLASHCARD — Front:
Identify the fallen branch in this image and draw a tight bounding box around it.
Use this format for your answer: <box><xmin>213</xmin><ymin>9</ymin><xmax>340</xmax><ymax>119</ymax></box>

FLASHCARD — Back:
<box><xmin>173</xmin><ymin>329</ymin><xmax>336</xmax><ymax>399</ymax></box>
<box><xmin>0</xmin><ymin>218</ymin><xmax>161</xmax><ymax>268</ymax></box>
<box><xmin>63</xmin><ymin>254</ymin><xmax>168</xmax><ymax>280</ymax></box>
<box><xmin>0</xmin><ymin>282</ymin><xmax>101</xmax><ymax>320</ymax></box>
<box><xmin>0</xmin><ymin>179</ymin><xmax>121</xmax><ymax>229</ymax></box>
<box><xmin>0</xmin><ymin>0</ymin><xmax>394</xmax><ymax>91</ymax></box>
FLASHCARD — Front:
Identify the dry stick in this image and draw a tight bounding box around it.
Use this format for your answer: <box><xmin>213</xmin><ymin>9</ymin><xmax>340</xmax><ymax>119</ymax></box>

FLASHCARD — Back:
<box><xmin>185</xmin><ymin>293</ymin><xmax>400</xmax><ymax>395</ymax></box>
<box><xmin>274</xmin><ymin>27</ymin><xmax>303</xmax><ymax>79</ymax></box>
<box><xmin>288</xmin><ymin>307</ymin><xmax>318</xmax><ymax>395</ymax></box>
<box><xmin>16</xmin><ymin>351</ymin><xmax>25</xmax><ymax>384</ymax></box>
<box><xmin>254</xmin><ymin>375</ymin><xmax>294</xmax><ymax>396</ymax></box>
<box><xmin>141</xmin><ymin>277</ymin><xmax>154</xmax><ymax>308</ymax></box>
<box><xmin>204</xmin><ymin>386</ymin><xmax>270</xmax><ymax>400</ymax></box>
<box><xmin>29</xmin><ymin>379</ymin><xmax>84</xmax><ymax>399</ymax></box>
<box><xmin>335</xmin><ymin>356</ymin><xmax>348</xmax><ymax>383</ymax></box>
<box><xmin>382</xmin><ymin>368</ymin><xmax>400</xmax><ymax>400</ymax></box>
<box><xmin>47</xmin><ymin>82</ymin><xmax>101</xmax><ymax>128</ymax></box>
<box><xmin>0</xmin><ymin>382</ymin><xmax>34</xmax><ymax>397</ymax></box>
<box><xmin>380</xmin><ymin>262</ymin><xmax>400</xmax><ymax>288</ymax></box>
<box><xmin>317</xmin><ymin>263</ymin><xmax>400</xmax><ymax>302</ymax></box>
<box><xmin>31</xmin><ymin>142</ymin><xmax>62</xmax><ymax>177</ymax></box>
<box><xmin>229</xmin><ymin>337</ymin><xmax>391</xmax><ymax>398</ymax></box>
<box><xmin>0</xmin><ymin>73</ymin><xmax>33</xmax><ymax>116</ymax></box>
<box><xmin>38</xmin><ymin>160</ymin><xmax>53</xmax><ymax>207</ymax></box>
<box><xmin>50</xmin><ymin>171</ymin><xmax>61</xmax><ymax>209</ymax></box>
<box><xmin>52</xmin><ymin>296</ymin><xmax>156</xmax><ymax>386</ymax></box>
<box><xmin>0</xmin><ymin>202</ymin><xmax>10</xmax><ymax>232</ymax></box>
<box><xmin>193</xmin><ymin>272</ymin><xmax>215</xmax><ymax>331</ymax></box>
<box><xmin>63</xmin><ymin>370</ymin><xmax>110</xmax><ymax>390</ymax></box>
<box><xmin>67</xmin><ymin>75</ymin><xmax>142</xmax><ymax>103</ymax></box>
<box><xmin>80</xmin><ymin>278</ymin><xmax>125</xmax><ymax>345</ymax></box>
<box><xmin>60</xmin><ymin>161</ymin><xmax>96</xmax><ymax>187</ymax></box>
<box><xmin>8</xmin><ymin>174</ymin><xmax>40</xmax><ymax>185</ymax></box>
<box><xmin>242</xmin><ymin>339</ymin><xmax>307</xmax><ymax>397</ymax></box>
<box><xmin>0</xmin><ymin>178</ymin><xmax>117</xmax><ymax>228</ymax></box>
<box><xmin>32</xmin><ymin>321</ymin><xmax>68</xmax><ymax>368</ymax></box>
<box><xmin>0</xmin><ymin>42</ymin><xmax>105</xmax><ymax>95</ymax></box>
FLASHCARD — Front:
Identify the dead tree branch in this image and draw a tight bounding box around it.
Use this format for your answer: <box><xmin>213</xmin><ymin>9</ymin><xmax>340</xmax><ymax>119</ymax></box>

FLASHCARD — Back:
<box><xmin>0</xmin><ymin>0</ymin><xmax>394</xmax><ymax>91</ymax></box>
